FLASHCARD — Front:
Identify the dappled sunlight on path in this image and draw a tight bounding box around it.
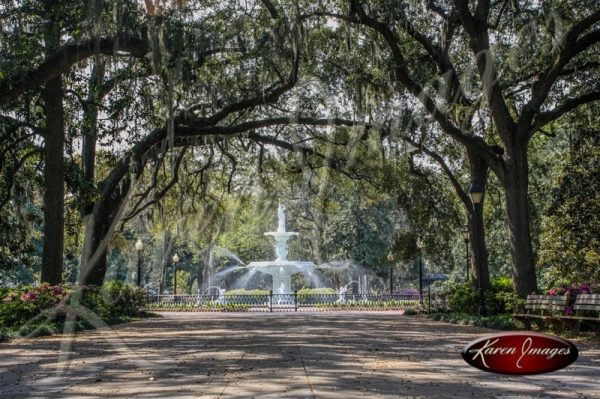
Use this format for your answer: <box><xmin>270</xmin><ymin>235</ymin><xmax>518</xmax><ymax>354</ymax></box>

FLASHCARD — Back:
<box><xmin>1</xmin><ymin>312</ymin><xmax>599</xmax><ymax>398</ymax></box>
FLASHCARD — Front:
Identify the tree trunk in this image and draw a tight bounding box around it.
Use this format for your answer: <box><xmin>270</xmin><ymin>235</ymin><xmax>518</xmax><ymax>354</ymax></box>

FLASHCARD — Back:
<box><xmin>80</xmin><ymin>201</ymin><xmax>113</xmax><ymax>286</ymax></box>
<box><xmin>80</xmin><ymin>59</ymin><xmax>104</xmax><ymax>216</ymax></box>
<box><xmin>84</xmin><ymin>249</ymin><xmax>108</xmax><ymax>286</ymax></box>
<box><xmin>40</xmin><ymin>76</ymin><xmax>65</xmax><ymax>285</ymax></box>
<box><xmin>79</xmin><ymin>178</ymin><xmax>132</xmax><ymax>286</ymax></box>
<box><xmin>195</xmin><ymin>264</ymin><xmax>203</xmax><ymax>294</ymax></box>
<box><xmin>158</xmin><ymin>230</ymin><xmax>173</xmax><ymax>294</ymax></box>
<box><xmin>503</xmin><ymin>144</ymin><xmax>537</xmax><ymax>297</ymax></box>
<box><xmin>201</xmin><ymin>248</ymin><xmax>213</xmax><ymax>293</ymax></box>
<box><xmin>40</xmin><ymin>1</ymin><xmax>65</xmax><ymax>285</ymax></box>
<box><xmin>77</xmin><ymin>58</ymin><xmax>120</xmax><ymax>287</ymax></box>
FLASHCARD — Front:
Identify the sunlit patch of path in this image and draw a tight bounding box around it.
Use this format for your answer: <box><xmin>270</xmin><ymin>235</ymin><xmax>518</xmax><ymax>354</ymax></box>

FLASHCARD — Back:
<box><xmin>1</xmin><ymin>312</ymin><xmax>599</xmax><ymax>398</ymax></box>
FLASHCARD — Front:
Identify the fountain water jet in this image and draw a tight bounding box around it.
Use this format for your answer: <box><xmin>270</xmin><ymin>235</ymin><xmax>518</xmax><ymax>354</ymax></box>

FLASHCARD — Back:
<box><xmin>245</xmin><ymin>204</ymin><xmax>317</xmax><ymax>293</ymax></box>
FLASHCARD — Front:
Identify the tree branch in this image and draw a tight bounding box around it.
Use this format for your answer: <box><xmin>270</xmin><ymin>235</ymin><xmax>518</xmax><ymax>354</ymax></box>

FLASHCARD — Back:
<box><xmin>531</xmin><ymin>90</ymin><xmax>600</xmax><ymax>135</ymax></box>
<box><xmin>454</xmin><ymin>0</ymin><xmax>518</xmax><ymax>136</ymax></box>
<box><xmin>346</xmin><ymin>1</ymin><xmax>483</xmax><ymax>149</ymax></box>
<box><xmin>0</xmin><ymin>34</ymin><xmax>149</xmax><ymax>106</ymax></box>
<box><xmin>523</xmin><ymin>10</ymin><xmax>600</xmax><ymax>128</ymax></box>
<box><xmin>400</xmin><ymin>132</ymin><xmax>471</xmax><ymax>208</ymax></box>
<box><xmin>121</xmin><ymin>147</ymin><xmax>187</xmax><ymax>223</ymax></box>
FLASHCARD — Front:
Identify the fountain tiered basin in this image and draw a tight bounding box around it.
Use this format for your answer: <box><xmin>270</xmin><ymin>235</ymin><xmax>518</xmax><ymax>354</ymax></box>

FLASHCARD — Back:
<box><xmin>245</xmin><ymin>260</ymin><xmax>317</xmax><ymax>294</ymax></box>
<box><xmin>244</xmin><ymin>205</ymin><xmax>317</xmax><ymax>294</ymax></box>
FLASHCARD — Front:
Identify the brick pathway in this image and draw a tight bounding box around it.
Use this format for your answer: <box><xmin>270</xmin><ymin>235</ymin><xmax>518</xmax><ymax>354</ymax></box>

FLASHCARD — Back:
<box><xmin>1</xmin><ymin>312</ymin><xmax>598</xmax><ymax>398</ymax></box>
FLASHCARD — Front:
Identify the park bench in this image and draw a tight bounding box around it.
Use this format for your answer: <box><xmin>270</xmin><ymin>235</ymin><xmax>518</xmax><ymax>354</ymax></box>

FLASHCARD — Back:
<box><xmin>513</xmin><ymin>294</ymin><xmax>568</xmax><ymax>330</ymax></box>
<box><xmin>557</xmin><ymin>294</ymin><xmax>600</xmax><ymax>334</ymax></box>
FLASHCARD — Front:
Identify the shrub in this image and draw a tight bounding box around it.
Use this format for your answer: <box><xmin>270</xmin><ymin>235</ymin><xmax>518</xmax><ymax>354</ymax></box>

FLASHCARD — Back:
<box><xmin>486</xmin><ymin>277</ymin><xmax>522</xmax><ymax>314</ymax></box>
<box><xmin>443</xmin><ymin>276</ymin><xmax>522</xmax><ymax>315</ymax></box>
<box><xmin>99</xmin><ymin>281</ymin><xmax>147</xmax><ymax>319</ymax></box>
<box><xmin>224</xmin><ymin>289</ymin><xmax>269</xmax><ymax>296</ymax></box>
<box><xmin>0</xmin><ymin>283</ymin><xmax>67</xmax><ymax>329</ymax></box>
<box><xmin>297</xmin><ymin>287</ymin><xmax>336</xmax><ymax>296</ymax></box>
<box><xmin>296</xmin><ymin>288</ymin><xmax>337</xmax><ymax>305</ymax></box>
<box><xmin>446</xmin><ymin>282</ymin><xmax>479</xmax><ymax>314</ymax></box>
<box><xmin>427</xmin><ymin>312</ymin><xmax>518</xmax><ymax>330</ymax></box>
<box><xmin>0</xmin><ymin>282</ymin><xmax>147</xmax><ymax>340</ymax></box>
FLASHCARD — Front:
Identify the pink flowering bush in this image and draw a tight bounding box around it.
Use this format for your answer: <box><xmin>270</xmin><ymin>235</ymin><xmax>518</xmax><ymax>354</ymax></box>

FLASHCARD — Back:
<box><xmin>547</xmin><ymin>282</ymin><xmax>596</xmax><ymax>315</ymax></box>
<box><xmin>547</xmin><ymin>282</ymin><xmax>595</xmax><ymax>296</ymax></box>
<box><xmin>0</xmin><ymin>282</ymin><xmax>146</xmax><ymax>339</ymax></box>
<box><xmin>0</xmin><ymin>283</ymin><xmax>68</xmax><ymax>330</ymax></box>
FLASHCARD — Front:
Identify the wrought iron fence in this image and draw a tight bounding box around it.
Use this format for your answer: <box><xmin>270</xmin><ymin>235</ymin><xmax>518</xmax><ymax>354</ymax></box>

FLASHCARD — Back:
<box><xmin>146</xmin><ymin>292</ymin><xmax>423</xmax><ymax>312</ymax></box>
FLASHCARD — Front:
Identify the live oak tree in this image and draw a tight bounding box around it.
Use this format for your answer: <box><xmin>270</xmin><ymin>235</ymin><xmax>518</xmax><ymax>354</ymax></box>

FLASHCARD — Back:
<box><xmin>0</xmin><ymin>0</ymin><xmax>150</xmax><ymax>283</ymax></box>
<box><xmin>75</xmin><ymin>0</ymin><xmax>311</xmax><ymax>285</ymax></box>
<box><xmin>0</xmin><ymin>0</ymin><xmax>300</xmax><ymax>284</ymax></box>
<box><xmin>295</xmin><ymin>0</ymin><xmax>600</xmax><ymax>296</ymax></box>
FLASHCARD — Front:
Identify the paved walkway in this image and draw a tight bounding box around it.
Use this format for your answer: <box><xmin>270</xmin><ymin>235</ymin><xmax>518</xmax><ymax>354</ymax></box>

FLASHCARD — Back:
<box><xmin>1</xmin><ymin>312</ymin><xmax>599</xmax><ymax>398</ymax></box>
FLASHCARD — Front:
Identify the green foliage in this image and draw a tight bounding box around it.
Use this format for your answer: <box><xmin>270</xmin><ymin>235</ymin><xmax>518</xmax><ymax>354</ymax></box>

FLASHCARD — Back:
<box><xmin>0</xmin><ymin>0</ymin><xmax>597</xmax><ymax>299</ymax></box>
<box><xmin>295</xmin><ymin>288</ymin><xmax>338</xmax><ymax>304</ymax></box>
<box><xmin>539</xmin><ymin>128</ymin><xmax>600</xmax><ymax>286</ymax></box>
<box><xmin>95</xmin><ymin>281</ymin><xmax>147</xmax><ymax>320</ymax></box>
<box><xmin>486</xmin><ymin>276</ymin><xmax>523</xmax><ymax>314</ymax></box>
<box><xmin>174</xmin><ymin>271</ymin><xmax>191</xmax><ymax>295</ymax></box>
<box><xmin>0</xmin><ymin>282</ymin><xmax>146</xmax><ymax>339</ymax></box>
<box><xmin>323</xmin><ymin>196</ymin><xmax>403</xmax><ymax>274</ymax></box>
<box><xmin>224</xmin><ymin>289</ymin><xmax>269</xmax><ymax>296</ymax></box>
<box><xmin>297</xmin><ymin>287</ymin><xmax>336</xmax><ymax>296</ymax></box>
<box><xmin>444</xmin><ymin>277</ymin><xmax>521</xmax><ymax>315</ymax></box>
<box><xmin>427</xmin><ymin>313</ymin><xmax>519</xmax><ymax>331</ymax></box>
<box><xmin>217</xmin><ymin>200</ymin><xmax>272</xmax><ymax>264</ymax></box>
<box><xmin>0</xmin><ymin>283</ymin><xmax>67</xmax><ymax>329</ymax></box>
<box><xmin>446</xmin><ymin>282</ymin><xmax>479</xmax><ymax>315</ymax></box>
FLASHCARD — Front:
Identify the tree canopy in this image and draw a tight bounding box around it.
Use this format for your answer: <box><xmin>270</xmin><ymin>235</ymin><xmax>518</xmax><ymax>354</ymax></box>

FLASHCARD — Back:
<box><xmin>0</xmin><ymin>0</ymin><xmax>598</xmax><ymax>296</ymax></box>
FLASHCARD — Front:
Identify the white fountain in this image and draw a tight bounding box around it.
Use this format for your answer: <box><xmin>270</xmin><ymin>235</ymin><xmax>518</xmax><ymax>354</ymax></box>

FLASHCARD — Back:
<box><xmin>246</xmin><ymin>204</ymin><xmax>317</xmax><ymax>293</ymax></box>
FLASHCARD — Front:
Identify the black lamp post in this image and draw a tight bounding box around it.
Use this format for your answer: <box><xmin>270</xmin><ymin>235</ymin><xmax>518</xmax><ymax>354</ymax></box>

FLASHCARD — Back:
<box><xmin>172</xmin><ymin>253</ymin><xmax>179</xmax><ymax>295</ymax></box>
<box><xmin>462</xmin><ymin>224</ymin><xmax>470</xmax><ymax>282</ymax></box>
<box><xmin>468</xmin><ymin>182</ymin><xmax>486</xmax><ymax>316</ymax></box>
<box><xmin>135</xmin><ymin>239</ymin><xmax>144</xmax><ymax>288</ymax></box>
<box><xmin>417</xmin><ymin>239</ymin><xmax>423</xmax><ymax>304</ymax></box>
<box><xmin>387</xmin><ymin>252</ymin><xmax>395</xmax><ymax>295</ymax></box>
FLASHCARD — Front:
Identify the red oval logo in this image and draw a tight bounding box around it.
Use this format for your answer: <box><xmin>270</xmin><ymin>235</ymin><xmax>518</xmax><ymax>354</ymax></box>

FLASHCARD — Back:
<box><xmin>462</xmin><ymin>332</ymin><xmax>578</xmax><ymax>375</ymax></box>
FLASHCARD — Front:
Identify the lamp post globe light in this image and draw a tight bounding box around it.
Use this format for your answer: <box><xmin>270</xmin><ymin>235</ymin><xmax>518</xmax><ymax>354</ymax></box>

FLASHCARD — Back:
<box><xmin>468</xmin><ymin>182</ymin><xmax>486</xmax><ymax>316</ymax></box>
<box><xmin>468</xmin><ymin>182</ymin><xmax>484</xmax><ymax>204</ymax></box>
<box><xmin>135</xmin><ymin>239</ymin><xmax>144</xmax><ymax>287</ymax></box>
<box><xmin>172</xmin><ymin>253</ymin><xmax>179</xmax><ymax>295</ymax></box>
<box><xmin>462</xmin><ymin>224</ymin><xmax>470</xmax><ymax>282</ymax></box>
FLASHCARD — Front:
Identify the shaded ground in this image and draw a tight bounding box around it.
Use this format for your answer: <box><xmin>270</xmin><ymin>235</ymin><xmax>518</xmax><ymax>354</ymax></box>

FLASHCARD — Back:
<box><xmin>1</xmin><ymin>312</ymin><xmax>599</xmax><ymax>398</ymax></box>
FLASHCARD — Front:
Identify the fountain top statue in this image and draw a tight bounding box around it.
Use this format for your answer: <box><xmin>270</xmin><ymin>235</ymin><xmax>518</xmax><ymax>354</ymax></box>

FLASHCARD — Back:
<box><xmin>277</xmin><ymin>203</ymin><xmax>286</xmax><ymax>232</ymax></box>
